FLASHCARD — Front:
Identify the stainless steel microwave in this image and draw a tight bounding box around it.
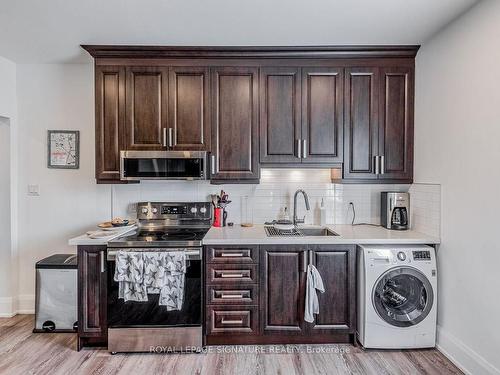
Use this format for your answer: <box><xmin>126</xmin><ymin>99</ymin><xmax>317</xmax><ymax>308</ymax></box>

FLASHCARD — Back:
<box><xmin>120</xmin><ymin>151</ymin><xmax>208</xmax><ymax>181</ymax></box>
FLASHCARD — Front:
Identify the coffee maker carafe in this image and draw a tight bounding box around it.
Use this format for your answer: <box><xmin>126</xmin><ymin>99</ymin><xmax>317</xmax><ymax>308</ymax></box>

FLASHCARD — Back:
<box><xmin>381</xmin><ymin>192</ymin><xmax>410</xmax><ymax>230</ymax></box>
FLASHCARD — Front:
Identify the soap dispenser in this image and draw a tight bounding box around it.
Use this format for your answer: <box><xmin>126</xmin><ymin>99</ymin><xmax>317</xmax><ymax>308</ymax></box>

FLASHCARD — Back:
<box><xmin>320</xmin><ymin>198</ymin><xmax>327</xmax><ymax>226</ymax></box>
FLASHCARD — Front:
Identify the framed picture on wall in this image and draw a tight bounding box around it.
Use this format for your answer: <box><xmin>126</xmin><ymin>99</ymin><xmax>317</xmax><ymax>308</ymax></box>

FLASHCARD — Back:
<box><xmin>47</xmin><ymin>130</ymin><xmax>80</xmax><ymax>169</ymax></box>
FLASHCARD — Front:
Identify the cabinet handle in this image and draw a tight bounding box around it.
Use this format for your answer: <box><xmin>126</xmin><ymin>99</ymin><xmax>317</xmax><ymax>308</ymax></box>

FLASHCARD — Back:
<box><xmin>100</xmin><ymin>251</ymin><xmax>105</xmax><ymax>273</ymax></box>
<box><xmin>168</xmin><ymin>128</ymin><xmax>173</xmax><ymax>147</ymax></box>
<box><xmin>302</xmin><ymin>139</ymin><xmax>307</xmax><ymax>159</ymax></box>
<box><xmin>162</xmin><ymin>128</ymin><xmax>167</xmax><ymax>147</ymax></box>
<box><xmin>309</xmin><ymin>250</ymin><xmax>313</xmax><ymax>265</ymax></box>
<box><xmin>374</xmin><ymin>155</ymin><xmax>380</xmax><ymax>175</ymax></box>
<box><xmin>297</xmin><ymin>139</ymin><xmax>302</xmax><ymax>159</ymax></box>
<box><xmin>211</xmin><ymin>155</ymin><xmax>216</xmax><ymax>175</ymax></box>
<box><xmin>303</xmin><ymin>250</ymin><xmax>308</xmax><ymax>273</ymax></box>
<box><xmin>221</xmin><ymin>252</ymin><xmax>244</xmax><ymax>257</ymax></box>
<box><xmin>220</xmin><ymin>293</ymin><xmax>245</xmax><ymax>299</ymax></box>
<box><xmin>220</xmin><ymin>273</ymin><xmax>245</xmax><ymax>278</ymax></box>
<box><xmin>380</xmin><ymin>155</ymin><xmax>385</xmax><ymax>175</ymax></box>
<box><xmin>221</xmin><ymin>319</ymin><xmax>244</xmax><ymax>325</ymax></box>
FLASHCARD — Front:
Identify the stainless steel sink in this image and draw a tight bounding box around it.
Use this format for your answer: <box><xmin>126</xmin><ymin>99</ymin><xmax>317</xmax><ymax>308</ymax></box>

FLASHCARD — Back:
<box><xmin>265</xmin><ymin>226</ymin><xmax>339</xmax><ymax>237</ymax></box>
<box><xmin>298</xmin><ymin>227</ymin><xmax>339</xmax><ymax>237</ymax></box>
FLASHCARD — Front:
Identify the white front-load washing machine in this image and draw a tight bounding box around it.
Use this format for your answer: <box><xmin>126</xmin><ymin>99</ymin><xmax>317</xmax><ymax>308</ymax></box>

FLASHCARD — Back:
<box><xmin>357</xmin><ymin>244</ymin><xmax>437</xmax><ymax>349</ymax></box>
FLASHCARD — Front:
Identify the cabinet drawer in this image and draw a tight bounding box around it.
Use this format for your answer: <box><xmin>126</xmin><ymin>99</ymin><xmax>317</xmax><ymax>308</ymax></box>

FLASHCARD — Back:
<box><xmin>206</xmin><ymin>306</ymin><xmax>258</xmax><ymax>335</ymax></box>
<box><xmin>206</xmin><ymin>264</ymin><xmax>258</xmax><ymax>284</ymax></box>
<box><xmin>206</xmin><ymin>284</ymin><xmax>258</xmax><ymax>305</ymax></box>
<box><xmin>205</xmin><ymin>246</ymin><xmax>258</xmax><ymax>263</ymax></box>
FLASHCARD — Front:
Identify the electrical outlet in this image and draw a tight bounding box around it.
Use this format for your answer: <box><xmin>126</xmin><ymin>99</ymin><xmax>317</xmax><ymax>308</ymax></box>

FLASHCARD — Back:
<box><xmin>28</xmin><ymin>184</ymin><xmax>40</xmax><ymax>196</ymax></box>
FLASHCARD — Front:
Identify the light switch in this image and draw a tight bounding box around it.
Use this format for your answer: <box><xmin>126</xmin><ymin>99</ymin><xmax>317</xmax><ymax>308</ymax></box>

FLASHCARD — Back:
<box><xmin>28</xmin><ymin>184</ymin><xmax>40</xmax><ymax>196</ymax></box>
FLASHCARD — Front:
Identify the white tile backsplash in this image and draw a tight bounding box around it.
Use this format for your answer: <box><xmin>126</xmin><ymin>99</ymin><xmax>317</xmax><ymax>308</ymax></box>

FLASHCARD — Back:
<box><xmin>112</xmin><ymin>169</ymin><xmax>412</xmax><ymax>226</ymax></box>
<box><xmin>408</xmin><ymin>183</ymin><xmax>441</xmax><ymax>237</ymax></box>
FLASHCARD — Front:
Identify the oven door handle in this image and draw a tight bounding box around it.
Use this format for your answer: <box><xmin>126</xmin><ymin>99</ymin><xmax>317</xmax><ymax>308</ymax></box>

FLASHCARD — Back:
<box><xmin>107</xmin><ymin>249</ymin><xmax>201</xmax><ymax>261</ymax></box>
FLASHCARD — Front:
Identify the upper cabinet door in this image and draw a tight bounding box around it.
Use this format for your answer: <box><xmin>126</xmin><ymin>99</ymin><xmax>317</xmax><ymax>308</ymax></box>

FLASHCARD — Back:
<box><xmin>125</xmin><ymin>67</ymin><xmax>168</xmax><ymax>151</ymax></box>
<box><xmin>211</xmin><ymin>67</ymin><xmax>259</xmax><ymax>181</ymax></box>
<box><xmin>301</xmin><ymin>68</ymin><xmax>344</xmax><ymax>164</ymax></box>
<box><xmin>378</xmin><ymin>66</ymin><xmax>414</xmax><ymax>181</ymax></box>
<box><xmin>343</xmin><ymin>67</ymin><xmax>379</xmax><ymax>180</ymax></box>
<box><xmin>168</xmin><ymin>67</ymin><xmax>210</xmax><ymax>151</ymax></box>
<box><xmin>260</xmin><ymin>67</ymin><xmax>302</xmax><ymax>164</ymax></box>
<box><xmin>95</xmin><ymin>66</ymin><xmax>125</xmax><ymax>181</ymax></box>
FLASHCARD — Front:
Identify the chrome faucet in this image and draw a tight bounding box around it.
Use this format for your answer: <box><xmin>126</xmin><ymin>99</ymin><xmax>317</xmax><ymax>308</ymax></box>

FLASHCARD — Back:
<box><xmin>293</xmin><ymin>189</ymin><xmax>310</xmax><ymax>225</ymax></box>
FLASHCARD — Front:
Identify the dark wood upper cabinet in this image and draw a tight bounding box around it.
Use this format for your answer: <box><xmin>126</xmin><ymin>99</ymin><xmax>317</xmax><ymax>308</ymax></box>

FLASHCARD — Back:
<box><xmin>95</xmin><ymin>66</ymin><xmax>125</xmax><ymax>181</ymax></box>
<box><xmin>301</xmin><ymin>67</ymin><xmax>344</xmax><ymax>164</ymax></box>
<box><xmin>260</xmin><ymin>246</ymin><xmax>307</xmax><ymax>335</ymax></box>
<box><xmin>211</xmin><ymin>67</ymin><xmax>259</xmax><ymax>181</ymax></box>
<box><xmin>84</xmin><ymin>46</ymin><xmax>418</xmax><ymax>184</ymax></box>
<box><xmin>343</xmin><ymin>67</ymin><xmax>380</xmax><ymax>180</ymax></box>
<box><xmin>77</xmin><ymin>246</ymin><xmax>107</xmax><ymax>349</ymax></box>
<box><xmin>308</xmin><ymin>246</ymin><xmax>356</xmax><ymax>335</ymax></box>
<box><xmin>378</xmin><ymin>66</ymin><xmax>414</xmax><ymax>180</ymax></box>
<box><xmin>168</xmin><ymin>66</ymin><xmax>210</xmax><ymax>151</ymax></box>
<box><xmin>260</xmin><ymin>67</ymin><xmax>301</xmax><ymax>164</ymax></box>
<box><xmin>125</xmin><ymin>67</ymin><xmax>168</xmax><ymax>151</ymax></box>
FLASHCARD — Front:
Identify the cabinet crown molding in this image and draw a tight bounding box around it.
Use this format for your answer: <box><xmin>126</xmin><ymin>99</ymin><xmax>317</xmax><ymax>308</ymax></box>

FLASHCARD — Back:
<box><xmin>81</xmin><ymin>45</ymin><xmax>420</xmax><ymax>59</ymax></box>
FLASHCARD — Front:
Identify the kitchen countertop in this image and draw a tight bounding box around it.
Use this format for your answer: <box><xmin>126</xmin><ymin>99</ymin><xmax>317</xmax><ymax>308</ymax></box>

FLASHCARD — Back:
<box><xmin>68</xmin><ymin>226</ymin><xmax>137</xmax><ymax>246</ymax></box>
<box><xmin>202</xmin><ymin>224</ymin><xmax>440</xmax><ymax>245</ymax></box>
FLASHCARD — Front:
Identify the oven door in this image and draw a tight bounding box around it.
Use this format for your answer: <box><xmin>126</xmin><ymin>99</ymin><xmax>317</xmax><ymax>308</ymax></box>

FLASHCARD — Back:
<box><xmin>120</xmin><ymin>151</ymin><xmax>208</xmax><ymax>181</ymax></box>
<box><xmin>107</xmin><ymin>248</ymin><xmax>202</xmax><ymax>328</ymax></box>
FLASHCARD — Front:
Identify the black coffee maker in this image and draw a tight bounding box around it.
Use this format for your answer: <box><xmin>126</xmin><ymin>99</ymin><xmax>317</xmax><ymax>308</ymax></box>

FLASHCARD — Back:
<box><xmin>381</xmin><ymin>192</ymin><xmax>410</xmax><ymax>230</ymax></box>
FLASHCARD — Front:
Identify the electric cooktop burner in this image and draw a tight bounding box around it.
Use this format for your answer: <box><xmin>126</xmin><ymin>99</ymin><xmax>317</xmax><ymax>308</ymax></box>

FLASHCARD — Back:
<box><xmin>107</xmin><ymin>201</ymin><xmax>212</xmax><ymax>248</ymax></box>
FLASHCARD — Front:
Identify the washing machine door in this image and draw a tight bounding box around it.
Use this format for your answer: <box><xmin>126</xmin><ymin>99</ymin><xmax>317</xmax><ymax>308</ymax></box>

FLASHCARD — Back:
<box><xmin>372</xmin><ymin>267</ymin><xmax>434</xmax><ymax>327</ymax></box>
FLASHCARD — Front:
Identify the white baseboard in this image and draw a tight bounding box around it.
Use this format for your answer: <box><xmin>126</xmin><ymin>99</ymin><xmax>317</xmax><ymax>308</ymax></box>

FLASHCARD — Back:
<box><xmin>437</xmin><ymin>326</ymin><xmax>500</xmax><ymax>375</ymax></box>
<box><xmin>0</xmin><ymin>297</ymin><xmax>16</xmax><ymax>318</ymax></box>
<box><xmin>17</xmin><ymin>294</ymin><xmax>35</xmax><ymax>314</ymax></box>
<box><xmin>0</xmin><ymin>295</ymin><xmax>35</xmax><ymax>317</ymax></box>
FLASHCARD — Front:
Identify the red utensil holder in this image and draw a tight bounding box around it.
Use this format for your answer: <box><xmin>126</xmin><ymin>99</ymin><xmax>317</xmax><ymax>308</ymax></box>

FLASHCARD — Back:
<box><xmin>213</xmin><ymin>208</ymin><xmax>223</xmax><ymax>227</ymax></box>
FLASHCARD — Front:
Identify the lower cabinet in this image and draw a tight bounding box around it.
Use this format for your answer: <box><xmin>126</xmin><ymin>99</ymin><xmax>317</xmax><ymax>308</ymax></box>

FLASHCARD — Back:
<box><xmin>261</xmin><ymin>246</ymin><xmax>307</xmax><ymax>335</ymax></box>
<box><xmin>77</xmin><ymin>245</ymin><xmax>107</xmax><ymax>350</ymax></box>
<box><xmin>204</xmin><ymin>244</ymin><xmax>356</xmax><ymax>345</ymax></box>
<box><xmin>307</xmin><ymin>245</ymin><xmax>356</xmax><ymax>336</ymax></box>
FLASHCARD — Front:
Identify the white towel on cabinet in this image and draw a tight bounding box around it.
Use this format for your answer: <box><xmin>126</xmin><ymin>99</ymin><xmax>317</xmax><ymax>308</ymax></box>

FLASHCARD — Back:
<box><xmin>304</xmin><ymin>264</ymin><xmax>325</xmax><ymax>323</ymax></box>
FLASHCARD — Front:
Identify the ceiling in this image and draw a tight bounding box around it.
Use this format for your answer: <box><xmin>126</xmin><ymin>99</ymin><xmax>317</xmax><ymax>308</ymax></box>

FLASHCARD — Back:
<box><xmin>0</xmin><ymin>0</ymin><xmax>479</xmax><ymax>63</ymax></box>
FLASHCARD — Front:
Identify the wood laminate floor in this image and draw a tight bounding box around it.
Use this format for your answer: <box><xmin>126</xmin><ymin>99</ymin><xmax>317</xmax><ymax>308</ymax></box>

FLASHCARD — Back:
<box><xmin>0</xmin><ymin>315</ymin><xmax>462</xmax><ymax>375</ymax></box>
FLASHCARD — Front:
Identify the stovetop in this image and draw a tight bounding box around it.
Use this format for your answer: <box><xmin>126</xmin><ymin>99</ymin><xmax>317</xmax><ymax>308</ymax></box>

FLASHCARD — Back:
<box><xmin>108</xmin><ymin>227</ymin><xmax>210</xmax><ymax>248</ymax></box>
<box><xmin>108</xmin><ymin>201</ymin><xmax>212</xmax><ymax>248</ymax></box>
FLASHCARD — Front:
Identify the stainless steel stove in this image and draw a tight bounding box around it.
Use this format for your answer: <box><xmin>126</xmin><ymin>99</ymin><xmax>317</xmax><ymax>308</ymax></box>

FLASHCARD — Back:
<box><xmin>106</xmin><ymin>201</ymin><xmax>211</xmax><ymax>354</ymax></box>
<box><xmin>108</xmin><ymin>201</ymin><xmax>212</xmax><ymax>248</ymax></box>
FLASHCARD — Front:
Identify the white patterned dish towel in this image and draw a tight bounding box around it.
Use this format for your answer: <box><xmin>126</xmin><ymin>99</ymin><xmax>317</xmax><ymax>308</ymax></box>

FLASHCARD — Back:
<box><xmin>114</xmin><ymin>250</ymin><xmax>186</xmax><ymax>311</ymax></box>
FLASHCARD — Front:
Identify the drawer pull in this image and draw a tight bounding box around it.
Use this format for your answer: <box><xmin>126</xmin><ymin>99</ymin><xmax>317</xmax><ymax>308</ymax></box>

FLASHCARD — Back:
<box><xmin>221</xmin><ymin>319</ymin><xmax>244</xmax><ymax>325</ymax></box>
<box><xmin>220</xmin><ymin>293</ymin><xmax>245</xmax><ymax>299</ymax></box>
<box><xmin>220</xmin><ymin>273</ymin><xmax>244</xmax><ymax>278</ymax></box>
<box><xmin>220</xmin><ymin>252</ymin><xmax>244</xmax><ymax>257</ymax></box>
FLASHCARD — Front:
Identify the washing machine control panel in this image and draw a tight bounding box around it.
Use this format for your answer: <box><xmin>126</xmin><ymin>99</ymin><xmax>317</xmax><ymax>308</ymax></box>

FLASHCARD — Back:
<box><xmin>413</xmin><ymin>250</ymin><xmax>431</xmax><ymax>261</ymax></box>
<box><xmin>369</xmin><ymin>248</ymin><xmax>433</xmax><ymax>266</ymax></box>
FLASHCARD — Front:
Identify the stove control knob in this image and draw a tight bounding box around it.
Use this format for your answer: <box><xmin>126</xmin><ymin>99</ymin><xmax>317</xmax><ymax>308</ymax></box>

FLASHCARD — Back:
<box><xmin>190</xmin><ymin>207</ymin><xmax>198</xmax><ymax>214</ymax></box>
<box><xmin>151</xmin><ymin>207</ymin><xmax>158</xmax><ymax>214</ymax></box>
<box><xmin>200</xmin><ymin>206</ymin><xmax>207</xmax><ymax>214</ymax></box>
<box><xmin>397</xmin><ymin>251</ymin><xmax>406</xmax><ymax>261</ymax></box>
<box><xmin>141</xmin><ymin>207</ymin><xmax>149</xmax><ymax>214</ymax></box>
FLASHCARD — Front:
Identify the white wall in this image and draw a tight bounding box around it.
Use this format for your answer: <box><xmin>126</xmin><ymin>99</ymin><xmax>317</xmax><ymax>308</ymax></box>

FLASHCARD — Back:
<box><xmin>415</xmin><ymin>1</ymin><xmax>500</xmax><ymax>373</ymax></box>
<box><xmin>15</xmin><ymin>64</ymin><xmax>110</xmax><ymax>308</ymax></box>
<box><xmin>0</xmin><ymin>118</ymin><xmax>11</xmax><ymax>297</ymax></box>
<box><xmin>0</xmin><ymin>56</ymin><xmax>18</xmax><ymax>317</ymax></box>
